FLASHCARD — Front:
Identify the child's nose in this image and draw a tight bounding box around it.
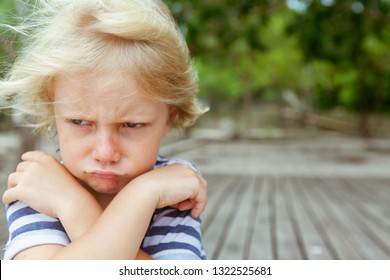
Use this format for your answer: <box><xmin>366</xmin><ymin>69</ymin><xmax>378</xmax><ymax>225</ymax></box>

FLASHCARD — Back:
<box><xmin>92</xmin><ymin>132</ymin><xmax>121</xmax><ymax>163</ymax></box>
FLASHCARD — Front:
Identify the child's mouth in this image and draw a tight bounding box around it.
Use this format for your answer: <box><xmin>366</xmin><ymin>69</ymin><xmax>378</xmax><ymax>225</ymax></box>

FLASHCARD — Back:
<box><xmin>88</xmin><ymin>170</ymin><xmax>123</xmax><ymax>180</ymax></box>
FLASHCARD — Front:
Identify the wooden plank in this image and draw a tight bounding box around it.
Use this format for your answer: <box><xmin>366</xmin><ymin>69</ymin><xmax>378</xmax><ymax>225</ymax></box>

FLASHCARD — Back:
<box><xmin>201</xmin><ymin>176</ymin><xmax>242</xmax><ymax>259</ymax></box>
<box><xmin>372</xmin><ymin>178</ymin><xmax>390</xmax><ymax>192</ymax></box>
<box><xmin>283</xmin><ymin>178</ymin><xmax>334</xmax><ymax>259</ymax></box>
<box><xmin>313</xmin><ymin>178</ymin><xmax>388</xmax><ymax>259</ymax></box>
<box><xmin>339</xmin><ymin>178</ymin><xmax>390</xmax><ymax>232</ymax></box>
<box><xmin>217</xmin><ymin>177</ymin><xmax>255</xmax><ymax>259</ymax></box>
<box><xmin>298</xmin><ymin>177</ymin><xmax>361</xmax><ymax>259</ymax></box>
<box><xmin>362</xmin><ymin>178</ymin><xmax>390</xmax><ymax>201</ymax></box>
<box><xmin>318</xmin><ymin>178</ymin><xmax>390</xmax><ymax>259</ymax></box>
<box><xmin>353</xmin><ymin>178</ymin><xmax>390</xmax><ymax>207</ymax></box>
<box><xmin>246</xmin><ymin>177</ymin><xmax>273</xmax><ymax>259</ymax></box>
<box><xmin>202</xmin><ymin>173</ymin><xmax>226</xmax><ymax>197</ymax></box>
<box><xmin>201</xmin><ymin>175</ymin><xmax>236</xmax><ymax>235</ymax></box>
<box><xmin>349</xmin><ymin>177</ymin><xmax>389</xmax><ymax>201</ymax></box>
<box><xmin>337</xmin><ymin>179</ymin><xmax>390</xmax><ymax>257</ymax></box>
<box><xmin>291</xmin><ymin>177</ymin><xmax>339</xmax><ymax>259</ymax></box>
<box><xmin>274</xmin><ymin>177</ymin><xmax>303</xmax><ymax>259</ymax></box>
<box><xmin>352</xmin><ymin>179</ymin><xmax>390</xmax><ymax>220</ymax></box>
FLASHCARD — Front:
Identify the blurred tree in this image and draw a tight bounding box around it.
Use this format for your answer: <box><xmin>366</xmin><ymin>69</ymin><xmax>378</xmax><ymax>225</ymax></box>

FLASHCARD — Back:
<box><xmin>289</xmin><ymin>0</ymin><xmax>390</xmax><ymax>136</ymax></box>
<box><xmin>166</xmin><ymin>0</ymin><xmax>303</xmax><ymax>135</ymax></box>
<box><xmin>166</xmin><ymin>0</ymin><xmax>390</xmax><ymax>137</ymax></box>
<box><xmin>0</xmin><ymin>0</ymin><xmax>18</xmax><ymax>70</ymax></box>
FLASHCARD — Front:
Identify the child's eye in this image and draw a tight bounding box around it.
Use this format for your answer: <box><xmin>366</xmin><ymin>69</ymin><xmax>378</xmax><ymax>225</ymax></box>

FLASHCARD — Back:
<box><xmin>69</xmin><ymin>119</ymin><xmax>90</xmax><ymax>126</ymax></box>
<box><xmin>123</xmin><ymin>122</ymin><xmax>143</xmax><ymax>129</ymax></box>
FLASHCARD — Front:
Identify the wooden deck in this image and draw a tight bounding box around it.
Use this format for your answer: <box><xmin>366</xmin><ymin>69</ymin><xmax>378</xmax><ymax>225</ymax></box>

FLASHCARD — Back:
<box><xmin>166</xmin><ymin>136</ymin><xmax>390</xmax><ymax>260</ymax></box>
<box><xmin>201</xmin><ymin>174</ymin><xmax>390</xmax><ymax>260</ymax></box>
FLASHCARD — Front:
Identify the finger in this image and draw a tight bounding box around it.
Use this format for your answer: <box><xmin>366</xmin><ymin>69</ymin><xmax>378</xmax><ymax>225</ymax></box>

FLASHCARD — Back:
<box><xmin>2</xmin><ymin>188</ymin><xmax>19</xmax><ymax>205</ymax></box>
<box><xmin>170</xmin><ymin>203</ymin><xmax>180</xmax><ymax>209</ymax></box>
<box><xmin>21</xmin><ymin>151</ymin><xmax>38</xmax><ymax>161</ymax></box>
<box><xmin>177</xmin><ymin>200</ymin><xmax>195</xmax><ymax>211</ymax></box>
<box><xmin>7</xmin><ymin>172</ymin><xmax>20</xmax><ymax>189</ymax></box>
<box><xmin>191</xmin><ymin>199</ymin><xmax>207</xmax><ymax>218</ymax></box>
<box><xmin>195</xmin><ymin>186</ymin><xmax>208</xmax><ymax>217</ymax></box>
<box><xmin>21</xmin><ymin>150</ymin><xmax>49</xmax><ymax>162</ymax></box>
<box><xmin>16</xmin><ymin>161</ymin><xmax>31</xmax><ymax>172</ymax></box>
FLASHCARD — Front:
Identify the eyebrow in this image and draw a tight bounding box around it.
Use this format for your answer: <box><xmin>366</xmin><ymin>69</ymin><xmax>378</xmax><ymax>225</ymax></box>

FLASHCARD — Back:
<box><xmin>54</xmin><ymin>101</ymin><xmax>161</xmax><ymax>122</ymax></box>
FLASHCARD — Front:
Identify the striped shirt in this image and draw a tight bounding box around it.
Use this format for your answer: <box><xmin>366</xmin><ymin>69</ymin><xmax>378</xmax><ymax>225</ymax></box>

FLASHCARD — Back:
<box><xmin>3</xmin><ymin>156</ymin><xmax>206</xmax><ymax>260</ymax></box>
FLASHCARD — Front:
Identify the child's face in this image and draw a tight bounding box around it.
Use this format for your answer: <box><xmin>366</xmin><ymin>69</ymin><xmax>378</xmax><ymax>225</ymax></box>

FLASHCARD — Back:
<box><xmin>53</xmin><ymin>71</ymin><xmax>171</xmax><ymax>195</ymax></box>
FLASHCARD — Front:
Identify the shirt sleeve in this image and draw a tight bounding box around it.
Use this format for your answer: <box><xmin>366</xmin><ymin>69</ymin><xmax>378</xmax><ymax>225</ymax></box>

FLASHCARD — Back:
<box><xmin>3</xmin><ymin>201</ymin><xmax>70</xmax><ymax>260</ymax></box>
<box><xmin>141</xmin><ymin>207</ymin><xmax>207</xmax><ymax>260</ymax></box>
<box><xmin>144</xmin><ymin>156</ymin><xmax>206</xmax><ymax>260</ymax></box>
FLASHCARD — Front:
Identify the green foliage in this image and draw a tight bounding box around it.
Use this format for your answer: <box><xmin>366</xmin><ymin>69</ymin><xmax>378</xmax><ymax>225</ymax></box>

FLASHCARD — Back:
<box><xmin>167</xmin><ymin>1</ymin><xmax>305</xmax><ymax>106</ymax></box>
<box><xmin>196</xmin><ymin>58</ymin><xmax>243</xmax><ymax>101</ymax></box>
<box><xmin>1</xmin><ymin>0</ymin><xmax>389</xmax><ymax>117</ymax></box>
<box><xmin>0</xmin><ymin>0</ymin><xmax>19</xmax><ymax>74</ymax></box>
<box><xmin>164</xmin><ymin>0</ymin><xmax>390</xmax><ymax>119</ymax></box>
<box><xmin>289</xmin><ymin>0</ymin><xmax>390</xmax><ymax>113</ymax></box>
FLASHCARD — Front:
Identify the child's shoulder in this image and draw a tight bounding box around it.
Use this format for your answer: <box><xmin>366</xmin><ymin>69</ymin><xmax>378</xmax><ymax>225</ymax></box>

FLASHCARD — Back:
<box><xmin>154</xmin><ymin>155</ymin><xmax>199</xmax><ymax>172</ymax></box>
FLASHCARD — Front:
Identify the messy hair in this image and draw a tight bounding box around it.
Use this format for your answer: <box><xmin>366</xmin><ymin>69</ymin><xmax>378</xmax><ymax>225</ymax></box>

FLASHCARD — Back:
<box><xmin>0</xmin><ymin>0</ymin><xmax>206</xmax><ymax>133</ymax></box>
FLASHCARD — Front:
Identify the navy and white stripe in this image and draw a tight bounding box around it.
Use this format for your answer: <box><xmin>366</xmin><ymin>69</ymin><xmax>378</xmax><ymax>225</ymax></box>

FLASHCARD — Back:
<box><xmin>142</xmin><ymin>207</ymin><xmax>206</xmax><ymax>260</ymax></box>
<box><xmin>3</xmin><ymin>156</ymin><xmax>206</xmax><ymax>260</ymax></box>
<box><xmin>146</xmin><ymin>157</ymin><xmax>206</xmax><ymax>259</ymax></box>
<box><xmin>154</xmin><ymin>155</ymin><xmax>199</xmax><ymax>172</ymax></box>
<box><xmin>4</xmin><ymin>201</ymin><xmax>70</xmax><ymax>260</ymax></box>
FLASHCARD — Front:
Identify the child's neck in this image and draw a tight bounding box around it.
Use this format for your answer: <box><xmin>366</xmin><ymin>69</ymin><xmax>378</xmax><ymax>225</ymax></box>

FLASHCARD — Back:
<box><xmin>92</xmin><ymin>191</ymin><xmax>116</xmax><ymax>209</ymax></box>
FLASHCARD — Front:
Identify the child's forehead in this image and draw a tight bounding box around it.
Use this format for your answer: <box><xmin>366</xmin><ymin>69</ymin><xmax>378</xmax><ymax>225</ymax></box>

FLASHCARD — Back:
<box><xmin>52</xmin><ymin>89</ymin><xmax>167</xmax><ymax>123</ymax></box>
<box><xmin>53</xmin><ymin>70</ymin><xmax>142</xmax><ymax>98</ymax></box>
<box><xmin>52</xmin><ymin>70</ymin><xmax>167</xmax><ymax>116</ymax></box>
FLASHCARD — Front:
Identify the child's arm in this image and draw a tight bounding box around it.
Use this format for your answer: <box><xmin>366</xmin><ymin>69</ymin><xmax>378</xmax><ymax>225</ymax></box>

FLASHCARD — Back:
<box><xmin>5</xmin><ymin>151</ymin><xmax>103</xmax><ymax>241</ymax></box>
<box><xmin>3</xmin><ymin>151</ymin><xmax>153</xmax><ymax>259</ymax></box>
<box><xmin>3</xmin><ymin>151</ymin><xmax>207</xmax><ymax>259</ymax></box>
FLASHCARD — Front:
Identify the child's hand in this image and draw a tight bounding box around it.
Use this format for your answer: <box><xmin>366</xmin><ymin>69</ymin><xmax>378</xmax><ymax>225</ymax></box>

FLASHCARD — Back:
<box><xmin>3</xmin><ymin>151</ymin><xmax>89</xmax><ymax>219</ymax></box>
<box><xmin>131</xmin><ymin>163</ymin><xmax>208</xmax><ymax>218</ymax></box>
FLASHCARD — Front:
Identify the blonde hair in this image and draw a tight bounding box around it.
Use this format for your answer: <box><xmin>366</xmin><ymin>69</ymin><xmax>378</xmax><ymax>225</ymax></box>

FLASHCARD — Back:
<box><xmin>0</xmin><ymin>0</ymin><xmax>205</xmax><ymax>133</ymax></box>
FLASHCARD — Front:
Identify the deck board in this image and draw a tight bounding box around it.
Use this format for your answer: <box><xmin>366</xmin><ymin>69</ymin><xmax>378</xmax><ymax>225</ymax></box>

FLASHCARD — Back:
<box><xmin>247</xmin><ymin>178</ymin><xmax>273</xmax><ymax>259</ymax></box>
<box><xmin>316</xmin><ymin>179</ymin><xmax>388</xmax><ymax>259</ymax></box>
<box><xmin>202</xmin><ymin>177</ymin><xmax>240</xmax><ymax>259</ymax></box>
<box><xmin>217</xmin><ymin>177</ymin><xmax>254</xmax><ymax>259</ymax></box>
<box><xmin>297</xmin><ymin>178</ymin><xmax>357</xmax><ymax>259</ymax></box>
<box><xmin>202</xmin><ymin>174</ymin><xmax>390</xmax><ymax>260</ymax></box>
<box><xmin>283</xmin><ymin>178</ymin><xmax>333</xmax><ymax>260</ymax></box>
<box><xmin>274</xmin><ymin>177</ymin><xmax>303</xmax><ymax>259</ymax></box>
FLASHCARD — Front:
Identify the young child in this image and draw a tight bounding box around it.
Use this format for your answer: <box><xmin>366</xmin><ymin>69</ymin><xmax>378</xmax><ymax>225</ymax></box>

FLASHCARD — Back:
<box><xmin>0</xmin><ymin>0</ymin><xmax>208</xmax><ymax>260</ymax></box>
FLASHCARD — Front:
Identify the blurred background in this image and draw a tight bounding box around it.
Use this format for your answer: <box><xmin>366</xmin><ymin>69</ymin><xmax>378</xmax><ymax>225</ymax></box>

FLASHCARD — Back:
<box><xmin>1</xmin><ymin>0</ymin><xmax>390</xmax><ymax>139</ymax></box>
<box><xmin>0</xmin><ymin>0</ymin><xmax>389</xmax><ymax>259</ymax></box>
<box><xmin>168</xmin><ymin>0</ymin><xmax>390</xmax><ymax>140</ymax></box>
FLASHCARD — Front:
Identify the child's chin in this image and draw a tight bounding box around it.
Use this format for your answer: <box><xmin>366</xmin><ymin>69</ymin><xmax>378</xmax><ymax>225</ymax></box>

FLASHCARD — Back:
<box><xmin>90</xmin><ymin>180</ymin><xmax>127</xmax><ymax>194</ymax></box>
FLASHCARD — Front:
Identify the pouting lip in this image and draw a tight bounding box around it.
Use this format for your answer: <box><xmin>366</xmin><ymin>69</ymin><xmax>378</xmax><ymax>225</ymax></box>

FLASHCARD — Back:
<box><xmin>87</xmin><ymin>170</ymin><xmax>125</xmax><ymax>179</ymax></box>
